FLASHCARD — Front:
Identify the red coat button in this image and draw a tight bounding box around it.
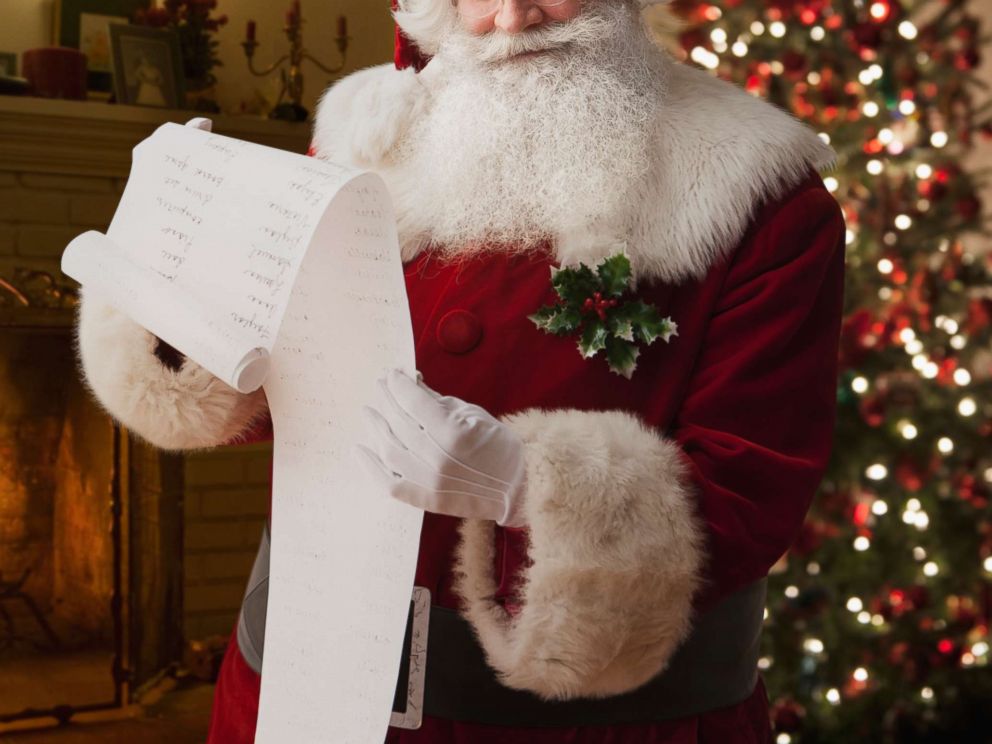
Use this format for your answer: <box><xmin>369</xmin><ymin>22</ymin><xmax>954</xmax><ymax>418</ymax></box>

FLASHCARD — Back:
<box><xmin>436</xmin><ymin>309</ymin><xmax>483</xmax><ymax>354</ymax></box>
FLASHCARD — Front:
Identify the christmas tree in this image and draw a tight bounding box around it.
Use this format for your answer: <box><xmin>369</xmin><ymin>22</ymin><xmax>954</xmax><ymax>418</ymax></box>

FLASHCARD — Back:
<box><xmin>657</xmin><ymin>1</ymin><xmax>992</xmax><ymax>741</ymax></box>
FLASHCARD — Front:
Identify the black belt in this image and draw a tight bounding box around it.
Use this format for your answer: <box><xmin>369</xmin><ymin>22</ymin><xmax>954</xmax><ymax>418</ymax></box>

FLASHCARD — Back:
<box><xmin>239</xmin><ymin>526</ymin><xmax>767</xmax><ymax>728</ymax></box>
<box><xmin>397</xmin><ymin>578</ymin><xmax>767</xmax><ymax>727</ymax></box>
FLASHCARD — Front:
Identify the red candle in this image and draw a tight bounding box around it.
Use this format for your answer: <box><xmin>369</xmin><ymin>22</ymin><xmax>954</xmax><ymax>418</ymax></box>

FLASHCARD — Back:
<box><xmin>337</xmin><ymin>15</ymin><xmax>347</xmax><ymax>39</ymax></box>
<box><xmin>246</xmin><ymin>19</ymin><xmax>256</xmax><ymax>42</ymax></box>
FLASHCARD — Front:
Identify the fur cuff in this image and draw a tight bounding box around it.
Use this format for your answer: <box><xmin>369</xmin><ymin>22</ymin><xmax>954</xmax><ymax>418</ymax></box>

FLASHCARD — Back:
<box><xmin>453</xmin><ymin>408</ymin><xmax>704</xmax><ymax>701</ymax></box>
<box><xmin>311</xmin><ymin>63</ymin><xmax>430</xmax><ymax>169</ymax></box>
<box><xmin>75</xmin><ymin>288</ymin><xmax>268</xmax><ymax>451</ymax></box>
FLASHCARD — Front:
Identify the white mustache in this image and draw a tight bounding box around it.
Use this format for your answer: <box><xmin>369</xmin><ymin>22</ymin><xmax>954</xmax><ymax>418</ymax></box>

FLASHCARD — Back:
<box><xmin>452</xmin><ymin>10</ymin><xmax>616</xmax><ymax>63</ymax></box>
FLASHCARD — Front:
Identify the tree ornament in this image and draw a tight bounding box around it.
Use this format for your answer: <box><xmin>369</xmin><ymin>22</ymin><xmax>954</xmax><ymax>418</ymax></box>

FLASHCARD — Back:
<box><xmin>528</xmin><ymin>253</ymin><xmax>678</xmax><ymax>379</ymax></box>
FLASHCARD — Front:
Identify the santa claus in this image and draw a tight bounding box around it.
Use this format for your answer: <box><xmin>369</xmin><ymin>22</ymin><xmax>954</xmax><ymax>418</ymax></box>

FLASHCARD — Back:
<box><xmin>75</xmin><ymin>0</ymin><xmax>847</xmax><ymax>742</ymax></box>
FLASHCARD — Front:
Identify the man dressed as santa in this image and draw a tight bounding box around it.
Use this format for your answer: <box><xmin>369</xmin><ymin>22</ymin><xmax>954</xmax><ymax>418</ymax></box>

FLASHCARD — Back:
<box><xmin>76</xmin><ymin>0</ymin><xmax>847</xmax><ymax>741</ymax></box>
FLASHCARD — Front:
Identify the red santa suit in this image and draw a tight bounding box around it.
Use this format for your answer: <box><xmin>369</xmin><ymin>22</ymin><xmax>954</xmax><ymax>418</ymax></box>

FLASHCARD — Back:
<box><xmin>74</xmin><ymin>2</ymin><xmax>846</xmax><ymax>742</ymax></box>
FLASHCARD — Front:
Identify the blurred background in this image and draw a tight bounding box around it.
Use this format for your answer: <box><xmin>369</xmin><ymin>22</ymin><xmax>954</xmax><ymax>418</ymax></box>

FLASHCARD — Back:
<box><xmin>0</xmin><ymin>0</ymin><xmax>989</xmax><ymax>742</ymax></box>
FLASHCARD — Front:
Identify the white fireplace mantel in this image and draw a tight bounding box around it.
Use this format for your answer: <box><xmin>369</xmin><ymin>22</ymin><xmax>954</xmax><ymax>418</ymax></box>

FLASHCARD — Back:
<box><xmin>0</xmin><ymin>96</ymin><xmax>313</xmax><ymax>179</ymax></box>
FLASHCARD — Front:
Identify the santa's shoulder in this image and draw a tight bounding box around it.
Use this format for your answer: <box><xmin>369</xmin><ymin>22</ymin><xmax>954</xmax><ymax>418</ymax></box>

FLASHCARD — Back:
<box><xmin>619</xmin><ymin>58</ymin><xmax>838</xmax><ymax>284</ymax></box>
<box><xmin>310</xmin><ymin>62</ymin><xmax>430</xmax><ymax>169</ymax></box>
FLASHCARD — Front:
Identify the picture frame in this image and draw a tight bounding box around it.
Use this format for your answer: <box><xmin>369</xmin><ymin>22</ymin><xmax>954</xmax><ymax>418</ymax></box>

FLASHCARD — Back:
<box><xmin>109</xmin><ymin>24</ymin><xmax>185</xmax><ymax>109</ymax></box>
<box><xmin>54</xmin><ymin>0</ymin><xmax>145</xmax><ymax>92</ymax></box>
<box><xmin>0</xmin><ymin>52</ymin><xmax>17</xmax><ymax>77</ymax></box>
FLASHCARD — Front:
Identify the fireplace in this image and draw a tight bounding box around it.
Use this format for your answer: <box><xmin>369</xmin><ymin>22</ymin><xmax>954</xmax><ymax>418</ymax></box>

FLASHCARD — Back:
<box><xmin>0</xmin><ymin>93</ymin><xmax>305</xmax><ymax>731</ymax></box>
<box><xmin>0</xmin><ymin>270</ymin><xmax>185</xmax><ymax>728</ymax></box>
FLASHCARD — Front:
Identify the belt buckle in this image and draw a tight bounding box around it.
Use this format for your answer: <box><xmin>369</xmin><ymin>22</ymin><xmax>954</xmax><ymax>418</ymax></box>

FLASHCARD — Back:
<box><xmin>390</xmin><ymin>586</ymin><xmax>430</xmax><ymax>730</ymax></box>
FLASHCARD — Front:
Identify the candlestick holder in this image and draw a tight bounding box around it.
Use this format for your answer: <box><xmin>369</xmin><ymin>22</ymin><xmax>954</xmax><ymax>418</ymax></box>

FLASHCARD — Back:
<box><xmin>241</xmin><ymin>8</ymin><xmax>349</xmax><ymax>122</ymax></box>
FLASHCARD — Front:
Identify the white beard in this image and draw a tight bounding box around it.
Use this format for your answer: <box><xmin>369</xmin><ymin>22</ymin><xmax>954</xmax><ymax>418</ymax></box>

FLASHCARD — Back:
<box><xmin>392</xmin><ymin>2</ymin><xmax>667</xmax><ymax>259</ymax></box>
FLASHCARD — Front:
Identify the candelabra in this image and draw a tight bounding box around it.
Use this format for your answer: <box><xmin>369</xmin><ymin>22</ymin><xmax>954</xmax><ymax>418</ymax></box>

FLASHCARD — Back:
<box><xmin>241</xmin><ymin>2</ymin><xmax>349</xmax><ymax>122</ymax></box>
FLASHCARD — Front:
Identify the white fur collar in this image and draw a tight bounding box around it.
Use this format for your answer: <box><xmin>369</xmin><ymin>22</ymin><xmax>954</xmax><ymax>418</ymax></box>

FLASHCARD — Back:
<box><xmin>311</xmin><ymin>52</ymin><xmax>835</xmax><ymax>285</ymax></box>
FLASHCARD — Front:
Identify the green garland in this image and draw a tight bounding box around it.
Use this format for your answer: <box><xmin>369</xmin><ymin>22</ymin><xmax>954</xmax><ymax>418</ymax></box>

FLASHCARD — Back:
<box><xmin>528</xmin><ymin>253</ymin><xmax>678</xmax><ymax>379</ymax></box>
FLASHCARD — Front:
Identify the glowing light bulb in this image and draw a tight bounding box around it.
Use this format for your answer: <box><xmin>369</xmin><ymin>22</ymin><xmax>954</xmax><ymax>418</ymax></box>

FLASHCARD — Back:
<box><xmin>846</xmin><ymin>229</ymin><xmax>857</xmax><ymax>245</ymax></box>
<box><xmin>826</xmin><ymin>688</ymin><xmax>841</xmax><ymax>704</ymax></box>
<box><xmin>807</xmin><ymin>562</ymin><xmax>821</xmax><ymax>575</ymax></box>
<box><xmin>931</xmin><ymin>131</ymin><xmax>949</xmax><ymax>148</ymax></box>
<box><xmin>895</xmin><ymin>214</ymin><xmax>912</xmax><ymax>230</ymax></box>
<box><xmin>944</xmin><ymin>318</ymin><xmax>959</xmax><ymax>334</ymax></box>
<box><xmin>811</xmin><ymin>26</ymin><xmax>825</xmax><ymax>41</ymax></box>
<box><xmin>863</xmin><ymin>101</ymin><xmax>880</xmax><ymax>117</ymax></box>
<box><xmin>785</xmin><ymin>585</ymin><xmax>799</xmax><ymax>598</ymax></box>
<box><xmin>751</xmin><ymin>21</ymin><xmax>765</xmax><ymax>35</ymax></box>
<box><xmin>923</xmin><ymin>561</ymin><xmax>939</xmax><ymax>577</ymax></box>
<box><xmin>777</xmin><ymin>734</ymin><xmax>792</xmax><ymax>744</ymax></box>
<box><xmin>959</xmin><ymin>398</ymin><xmax>977</xmax><ymax>416</ymax></box>
<box><xmin>867</xmin><ymin>159</ymin><xmax>884</xmax><ymax>175</ymax></box>
<box><xmin>804</xmin><ymin>638</ymin><xmax>825</xmax><ymax>654</ymax></box>
<box><xmin>921</xmin><ymin>687</ymin><xmax>934</xmax><ymax>700</ymax></box>
<box><xmin>871</xmin><ymin>614</ymin><xmax>885</xmax><ymax>626</ymax></box>
<box><xmin>901</xmin><ymin>422</ymin><xmax>918</xmax><ymax>439</ymax></box>
<box><xmin>915</xmin><ymin>512</ymin><xmax>929</xmax><ymax>530</ymax></box>
<box><xmin>847</xmin><ymin>597</ymin><xmax>864</xmax><ymax>612</ymax></box>
<box><xmin>852</xmin><ymin>376</ymin><xmax>869</xmax><ymax>393</ymax></box>
<box><xmin>984</xmin><ymin>556</ymin><xmax>992</xmax><ymax>573</ymax></box>
<box><xmin>899</xmin><ymin>100</ymin><xmax>917</xmax><ymax>116</ymax></box>
<box><xmin>907</xmin><ymin>498</ymin><xmax>921</xmax><ymax>511</ymax></box>
<box><xmin>853</xmin><ymin>667</ymin><xmax>869</xmax><ymax>682</ymax></box>
<box><xmin>913</xmin><ymin>546</ymin><xmax>926</xmax><ymax>560</ymax></box>
<box><xmin>899</xmin><ymin>328</ymin><xmax>916</xmax><ymax>343</ymax></box>
<box><xmin>954</xmin><ymin>368</ymin><xmax>971</xmax><ymax>386</ymax></box>
<box><xmin>808</xmin><ymin>71</ymin><xmax>822</xmax><ymax>85</ymax></box>
<box><xmin>872</xmin><ymin>499</ymin><xmax>889</xmax><ymax>515</ymax></box>
<box><xmin>937</xmin><ymin>437</ymin><xmax>953</xmax><ymax>454</ymax></box>
<box><xmin>711</xmin><ymin>28</ymin><xmax>728</xmax><ymax>44</ymax></box>
<box><xmin>770</xmin><ymin>21</ymin><xmax>787</xmax><ymax>38</ymax></box>
<box><xmin>854</xmin><ymin>536</ymin><xmax>871</xmax><ymax>551</ymax></box>
<box><xmin>916</xmin><ymin>164</ymin><xmax>933</xmax><ymax>179</ymax></box>
<box><xmin>899</xmin><ymin>21</ymin><xmax>918</xmax><ymax>39</ymax></box>
<box><xmin>869</xmin><ymin>64</ymin><xmax>883</xmax><ymax>79</ymax></box>
<box><xmin>878</xmin><ymin>128</ymin><xmax>895</xmax><ymax>144</ymax></box>
<box><xmin>824</xmin><ymin>177</ymin><xmax>839</xmax><ymax>192</ymax></box>
<box><xmin>877</xmin><ymin>258</ymin><xmax>894</xmax><ymax>273</ymax></box>
<box><xmin>858</xmin><ymin>611</ymin><xmax>871</xmax><ymax>624</ymax></box>
<box><xmin>922</xmin><ymin>362</ymin><xmax>939</xmax><ymax>379</ymax></box>
<box><xmin>758</xmin><ymin>656</ymin><xmax>772</xmax><ymax>669</ymax></box>
<box><xmin>732</xmin><ymin>41</ymin><xmax>748</xmax><ymax>57</ymax></box>
<box><xmin>950</xmin><ymin>335</ymin><xmax>966</xmax><ymax>350</ymax></box>
<box><xmin>866</xmin><ymin>464</ymin><xmax>887</xmax><ymax>481</ymax></box>
<box><xmin>859</xmin><ymin>69</ymin><xmax>875</xmax><ymax>86</ymax></box>
<box><xmin>973</xmin><ymin>642</ymin><xmax>989</xmax><ymax>656</ymax></box>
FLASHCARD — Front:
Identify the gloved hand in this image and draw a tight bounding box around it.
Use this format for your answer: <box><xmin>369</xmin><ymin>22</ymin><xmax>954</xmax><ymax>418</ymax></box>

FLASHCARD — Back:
<box><xmin>354</xmin><ymin>369</ymin><xmax>528</xmax><ymax>527</ymax></box>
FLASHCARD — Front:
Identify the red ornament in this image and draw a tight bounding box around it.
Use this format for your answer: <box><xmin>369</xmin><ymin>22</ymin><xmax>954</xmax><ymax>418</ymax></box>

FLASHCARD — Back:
<box><xmin>771</xmin><ymin>697</ymin><xmax>806</xmax><ymax>733</ymax></box>
<box><xmin>956</xmin><ymin>195</ymin><xmax>982</xmax><ymax>221</ymax></box>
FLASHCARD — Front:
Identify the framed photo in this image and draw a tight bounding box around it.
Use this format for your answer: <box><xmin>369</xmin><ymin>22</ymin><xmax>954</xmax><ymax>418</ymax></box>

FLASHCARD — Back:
<box><xmin>109</xmin><ymin>25</ymin><xmax>185</xmax><ymax>109</ymax></box>
<box><xmin>54</xmin><ymin>0</ymin><xmax>144</xmax><ymax>92</ymax></box>
<box><xmin>0</xmin><ymin>52</ymin><xmax>16</xmax><ymax>77</ymax></box>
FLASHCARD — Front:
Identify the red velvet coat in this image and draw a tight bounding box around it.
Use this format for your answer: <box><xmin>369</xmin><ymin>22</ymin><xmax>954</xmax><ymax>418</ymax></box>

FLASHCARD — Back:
<box><xmin>205</xmin><ymin>169</ymin><xmax>846</xmax><ymax>743</ymax></box>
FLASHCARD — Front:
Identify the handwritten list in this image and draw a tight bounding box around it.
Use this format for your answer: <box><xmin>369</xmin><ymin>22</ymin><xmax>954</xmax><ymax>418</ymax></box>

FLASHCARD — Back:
<box><xmin>61</xmin><ymin>121</ymin><xmax>422</xmax><ymax>743</ymax></box>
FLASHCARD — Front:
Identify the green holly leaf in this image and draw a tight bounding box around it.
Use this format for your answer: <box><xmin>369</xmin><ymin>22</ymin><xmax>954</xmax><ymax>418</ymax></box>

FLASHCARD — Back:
<box><xmin>596</xmin><ymin>253</ymin><xmax>632</xmax><ymax>298</ymax></box>
<box><xmin>609</xmin><ymin>314</ymin><xmax>635</xmax><ymax>342</ymax></box>
<box><xmin>528</xmin><ymin>304</ymin><xmax>583</xmax><ymax>336</ymax></box>
<box><xmin>621</xmin><ymin>301</ymin><xmax>679</xmax><ymax>346</ymax></box>
<box><xmin>605</xmin><ymin>336</ymin><xmax>641</xmax><ymax>379</ymax></box>
<box><xmin>578</xmin><ymin>319</ymin><xmax>609</xmax><ymax>358</ymax></box>
<box><xmin>547</xmin><ymin>306</ymin><xmax>583</xmax><ymax>335</ymax></box>
<box><xmin>527</xmin><ymin>305</ymin><xmax>559</xmax><ymax>331</ymax></box>
<box><xmin>551</xmin><ymin>264</ymin><xmax>599</xmax><ymax>306</ymax></box>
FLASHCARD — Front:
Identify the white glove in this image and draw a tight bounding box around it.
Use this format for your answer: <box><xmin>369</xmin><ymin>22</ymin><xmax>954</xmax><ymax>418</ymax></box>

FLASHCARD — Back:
<box><xmin>354</xmin><ymin>369</ymin><xmax>528</xmax><ymax>527</ymax></box>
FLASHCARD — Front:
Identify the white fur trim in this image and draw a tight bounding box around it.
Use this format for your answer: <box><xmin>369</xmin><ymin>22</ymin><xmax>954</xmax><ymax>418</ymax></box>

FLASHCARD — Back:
<box><xmin>313</xmin><ymin>49</ymin><xmax>834</xmax><ymax>285</ymax></box>
<box><xmin>75</xmin><ymin>288</ymin><xmax>268</xmax><ymax>452</ymax></box>
<box><xmin>310</xmin><ymin>63</ymin><xmax>431</xmax><ymax>169</ymax></box>
<box><xmin>452</xmin><ymin>408</ymin><xmax>704</xmax><ymax>700</ymax></box>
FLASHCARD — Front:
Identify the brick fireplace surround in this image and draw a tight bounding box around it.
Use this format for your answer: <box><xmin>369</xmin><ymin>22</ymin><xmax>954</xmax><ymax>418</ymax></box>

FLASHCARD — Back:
<box><xmin>0</xmin><ymin>95</ymin><xmax>308</xmax><ymax>728</ymax></box>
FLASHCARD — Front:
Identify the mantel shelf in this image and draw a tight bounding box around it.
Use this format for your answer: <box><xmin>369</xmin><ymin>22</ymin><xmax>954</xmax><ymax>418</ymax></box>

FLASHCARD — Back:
<box><xmin>0</xmin><ymin>96</ymin><xmax>313</xmax><ymax>179</ymax></box>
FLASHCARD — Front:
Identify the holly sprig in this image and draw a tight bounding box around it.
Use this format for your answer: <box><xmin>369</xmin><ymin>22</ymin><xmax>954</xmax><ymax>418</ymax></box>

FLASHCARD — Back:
<box><xmin>528</xmin><ymin>253</ymin><xmax>678</xmax><ymax>379</ymax></box>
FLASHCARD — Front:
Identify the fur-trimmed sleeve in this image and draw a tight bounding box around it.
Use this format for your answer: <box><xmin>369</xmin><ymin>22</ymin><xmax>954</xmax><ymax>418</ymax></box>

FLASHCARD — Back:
<box><xmin>76</xmin><ymin>287</ymin><xmax>269</xmax><ymax>452</ymax></box>
<box><xmin>451</xmin><ymin>179</ymin><xmax>847</xmax><ymax>702</ymax></box>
